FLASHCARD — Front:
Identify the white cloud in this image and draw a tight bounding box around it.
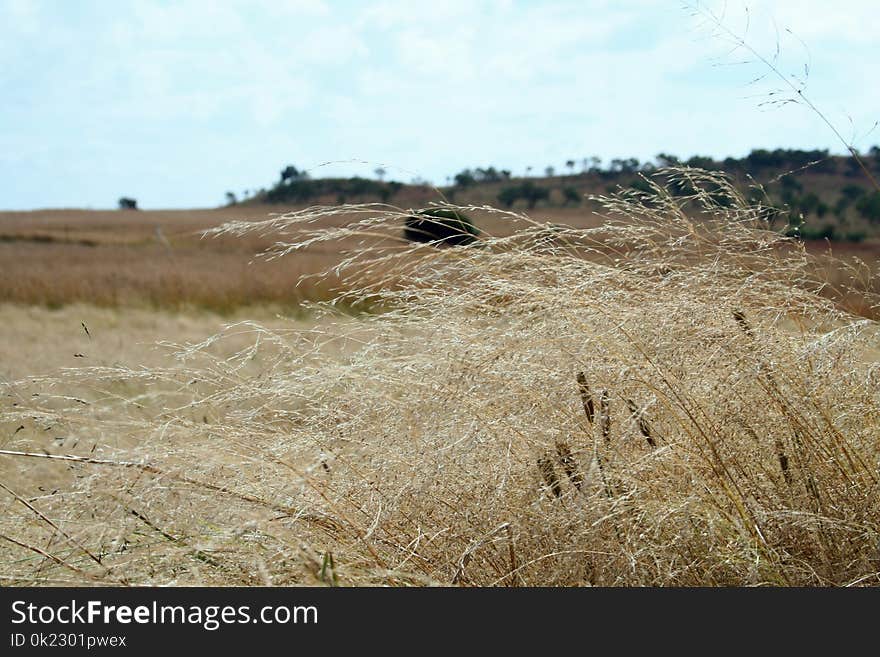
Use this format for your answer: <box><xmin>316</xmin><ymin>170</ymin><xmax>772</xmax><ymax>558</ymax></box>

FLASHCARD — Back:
<box><xmin>1</xmin><ymin>0</ymin><xmax>877</xmax><ymax>208</ymax></box>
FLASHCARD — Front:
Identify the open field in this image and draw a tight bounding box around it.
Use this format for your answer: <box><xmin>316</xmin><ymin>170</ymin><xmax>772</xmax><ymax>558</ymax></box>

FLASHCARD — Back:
<box><xmin>0</xmin><ymin>204</ymin><xmax>610</xmax><ymax>312</ymax></box>
<box><xmin>0</xmin><ymin>303</ymin><xmax>323</xmax><ymax>381</ymax></box>
<box><xmin>1</xmin><ymin>202</ymin><xmax>878</xmax><ymax>317</ymax></box>
<box><xmin>2</xmin><ymin>174</ymin><xmax>879</xmax><ymax>586</ymax></box>
<box><xmin>0</xmin><ymin>205</ymin><xmax>356</xmax><ymax>311</ymax></box>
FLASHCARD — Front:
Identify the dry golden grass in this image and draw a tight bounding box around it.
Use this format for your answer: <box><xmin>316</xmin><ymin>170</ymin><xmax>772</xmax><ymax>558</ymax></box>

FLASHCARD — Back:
<box><xmin>0</xmin><ymin>205</ymin><xmax>354</xmax><ymax>311</ymax></box>
<box><xmin>0</xmin><ymin>303</ymin><xmax>324</xmax><ymax>381</ymax></box>
<box><xmin>2</xmin><ymin>169</ymin><xmax>878</xmax><ymax>586</ymax></box>
<box><xmin>2</xmin><ymin>201</ymin><xmax>876</xmax><ymax>320</ymax></box>
<box><xmin>0</xmin><ymin>204</ymin><xmax>612</xmax><ymax>312</ymax></box>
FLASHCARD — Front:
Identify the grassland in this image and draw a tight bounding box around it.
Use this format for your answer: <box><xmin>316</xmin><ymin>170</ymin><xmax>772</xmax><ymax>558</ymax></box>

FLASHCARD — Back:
<box><xmin>1</xmin><ymin>172</ymin><xmax>879</xmax><ymax>586</ymax></box>
<box><xmin>0</xmin><ymin>199</ymin><xmax>876</xmax><ymax>316</ymax></box>
<box><xmin>0</xmin><ymin>205</ymin><xmax>350</xmax><ymax>311</ymax></box>
<box><xmin>0</xmin><ymin>204</ymin><xmax>614</xmax><ymax>311</ymax></box>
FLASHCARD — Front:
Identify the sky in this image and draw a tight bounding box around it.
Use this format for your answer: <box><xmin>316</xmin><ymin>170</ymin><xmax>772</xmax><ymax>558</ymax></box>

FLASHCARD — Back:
<box><xmin>1</xmin><ymin>0</ymin><xmax>878</xmax><ymax>209</ymax></box>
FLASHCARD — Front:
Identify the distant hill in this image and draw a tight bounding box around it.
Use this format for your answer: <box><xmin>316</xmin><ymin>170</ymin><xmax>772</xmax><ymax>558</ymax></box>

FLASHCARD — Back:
<box><xmin>231</xmin><ymin>148</ymin><xmax>880</xmax><ymax>242</ymax></box>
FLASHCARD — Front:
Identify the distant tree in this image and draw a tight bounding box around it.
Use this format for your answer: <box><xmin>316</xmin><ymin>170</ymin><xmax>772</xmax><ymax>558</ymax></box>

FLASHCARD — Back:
<box><xmin>225</xmin><ymin>191</ymin><xmax>237</xmax><ymax>205</ymax></box>
<box><xmin>841</xmin><ymin>184</ymin><xmax>866</xmax><ymax>202</ymax></box>
<box><xmin>779</xmin><ymin>176</ymin><xmax>803</xmax><ymax>204</ymax></box>
<box><xmin>521</xmin><ymin>181</ymin><xmax>550</xmax><ymax>209</ymax></box>
<box><xmin>562</xmin><ymin>186</ymin><xmax>581</xmax><ymax>206</ymax></box>
<box><xmin>500</xmin><ymin>169</ymin><xmax>512</xmax><ymax>180</ymax></box>
<box><xmin>545</xmin><ymin>166</ymin><xmax>555</xmax><ymax>177</ymax></box>
<box><xmin>118</xmin><ymin>197</ymin><xmax>138</xmax><ymax>210</ymax></box>
<box><xmin>723</xmin><ymin>156</ymin><xmax>741</xmax><ymax>170</ymax></box>
<box><xmin>655</xmin><ymin>153</ymin><xmax>680</xmax><ymax>168</ymax></box>
<box><xmin>374</xmin><ymin>167</ymin><xmax>387</xmax><ymax>181</ymax></box>
<box><xmin>845</xmin><ymin>155</ymin><xmax>863</xmax><ymax>178</ymax></box>
<box><xmin>686</xmin><ymin>155</ymin><xmax>716</xmax><ymax>169</ymax></box>
<box><xmin>497</xmin><ymin>187</ymin><xmax>519</xmax><ymax>208</ymax></box>
<box><xmin>454</xmin><ymin>169</ymin><xmax>476</xmax><ymax>187</ymax></box>
<box><xmin>474</xmin><ymin>167</ymin><xmax>503</xmax><ymax>183</ymax></box>
<box><xmin>610</xmin><ymin>158</ymin><xmax>639</xmax><ymax>173</ymax></box>
<box><xmin>845</xmin><ymin>230</ymin><xmax>867</xmax><ymax>243</ymax></box>
<box><xmin>565</xmin><ymin>160</ymin><xmax>576</xmax><ymax>175</ymax></box>
<box><xmin>780</xmin><ymin>176</ymin><xmax>803</xmax><ymax>193</ymax></box>
<box><xmin>797</xmin><ymin>224</ymin><xmax>836</xmax><ymax>241</ymax></box>
<box><xmin>797</xmin><ymin>192</ymin><xmax>822</xmax><ymax>217</ymax></box>
<box><xmin>280</xmin><ymin>165</ymin><xmax>300</xmax><ymax>182</ymax></box>
<box><xmin>856</xmin><ymin>192</ymin><xmax>880</xmax><ymax>223</ymax></box>
<box><xmin>380</xmin><ymin>181</ymin><xmax>404</xmax><ymax>203</ymax></box>
<box><xmin>526</xmin><ymin>166</ymin><xmax>533</xmax><ymax>177</ymax></box>
<box><xmin>497</xmin><ymin>181</ymin><xmax>550</xmax><ymax>209</ymax></box>
<box><xmin>745</xmin><ymin>149</ymin><xmax>779</xmax><ymax>169</ymax></box>
<box><xmin>746</xmin><ymin>148</ymin><xmax>832</xmax><ymax>172</ymax></box>
<box><xmin>630</xmin><ymin>178</ymin><xmax>654</xmax><ymax>194</ymax></box>
<box><xmin>265</xmin><ymin>176</ymin><xmax>399</xmax><ymax>204</ymax></box>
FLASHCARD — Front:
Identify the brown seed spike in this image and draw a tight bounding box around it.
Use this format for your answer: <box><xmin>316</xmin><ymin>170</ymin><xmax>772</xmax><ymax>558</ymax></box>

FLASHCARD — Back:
<box><xmin>627</xmin><ymin>399</ymin><xmax>657</xmax><ymax>448</ymax></box>
<box><xmin>600</xmin><ymin>390</ymin><xmax>611</xmax><ymax>444</ymax></box>
<box><xmin>555</xmin><ymin>441</ymin><xmax>583</xmax><ymax>490</ymax></box>
<box><xmin>537</xmin><ymin>457</ymin><xmax>562</xmax><ymax>498</ymax></box>
<box><xmin>775</xmin><ymin>438</ymin><xmax>791</xmax><ymax>486</ymax></box>
<box><xmin>732</xmin><ymin>309</ymin><xmax>754</xmax><ymax>338</ymax></box>
<box><xmin>576</xmin><ymin>372</ymin><xmax>595</xmax><ymax>425</ymax></box>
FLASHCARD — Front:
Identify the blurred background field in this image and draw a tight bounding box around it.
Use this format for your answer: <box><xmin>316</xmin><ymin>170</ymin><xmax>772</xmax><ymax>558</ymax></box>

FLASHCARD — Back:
<box><xmin>2</xmin><ymin>180</ymin><xmax>878</xmax><ymax>318</ymax></box>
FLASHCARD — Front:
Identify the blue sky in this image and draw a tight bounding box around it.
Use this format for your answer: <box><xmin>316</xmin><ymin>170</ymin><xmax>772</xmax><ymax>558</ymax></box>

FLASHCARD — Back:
<box><xmin>1</xmin><ymin>0</ymin><xmax>878</xmax><ymax>209</ymax></box>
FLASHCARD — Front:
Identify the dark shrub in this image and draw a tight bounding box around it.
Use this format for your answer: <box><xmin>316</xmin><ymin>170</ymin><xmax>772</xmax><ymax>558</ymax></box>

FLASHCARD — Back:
<box><xmin>629</xmin><ymin>178</ymin><xmax>654</xmax><ymax>194</ymax></box>
<box><xmin>562</xmin><ymin>186</ymin><xmax>582</xmax><ymax>206</ymax></box>
<box><xmin>810</xmin><ymin>224</ymin><xmax>836</xmax><ymax>240</ymax></box>
<box><xmin>519</xmin><ymin>181</ymin><xmax>550</xmax><ymax>209</ymax></box>
<box><xmin>496</xmin><ymin>182</ymin><xmax>551</xmax><ymax>209</ymax></box>
<box><xmin>265</xmin><ymin>177</ymin><xmax>395</xmax><ymax>203</ymax></box>
<box><xmin>856</xmin><ymin>192</ymin><xmax>880</xmax><ymax>223</ymax></box>
<box><xmin>787</xmin><ymin>223</ymin><xmax>837</xmax><ymax>241</ymax></box>
<box><xmin>403</xmin><ymin>208</ymin><xmax>480</xmax><ymax>246</ymax></box>
<box><xmin>841</xmin><ymin>184</ymin><xmax>866</xmax><ymax>202</ymax></box>
<box><xmin>685</xmin><ymin>155</ymin><xmax>717</xmax><ymax>169</ymax></box>
<box><xmin>453</xmin><ymin>170</ymin><xmax>476</xmax><ymax>187</ymax></box>
<box><xmin>497</xmin><ymin>187</ymin><xmax>519</xmax><ymax>208</ymax></box>
<box><xmin>844</xmin><ymin>230</ymin><xmax>866</xmax><ymax>243</ymax></box>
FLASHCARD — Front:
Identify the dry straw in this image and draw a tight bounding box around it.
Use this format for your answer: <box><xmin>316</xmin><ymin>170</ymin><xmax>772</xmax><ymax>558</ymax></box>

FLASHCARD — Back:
<box><xmin>1</xmin><ymin>169</ymin><xmax>879</xmax><ymax>586</ymax></box>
